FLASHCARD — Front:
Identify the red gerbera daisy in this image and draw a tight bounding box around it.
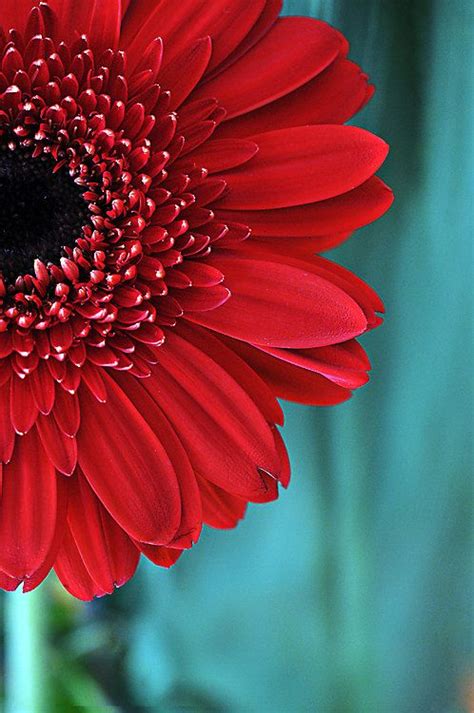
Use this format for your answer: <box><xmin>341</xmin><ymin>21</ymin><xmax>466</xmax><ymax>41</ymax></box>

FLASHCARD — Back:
<box><xmin>0</xmin><ymin>1</ymin><xmax>392</xmax><ymax>600</ymax></box>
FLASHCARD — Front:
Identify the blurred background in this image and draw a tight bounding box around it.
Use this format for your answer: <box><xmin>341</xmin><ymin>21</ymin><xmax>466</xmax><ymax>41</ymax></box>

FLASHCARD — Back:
<box><xmin>1</xmin><ymin>0</ymin><xmax>472</xmax><ymax>711</ymax></box>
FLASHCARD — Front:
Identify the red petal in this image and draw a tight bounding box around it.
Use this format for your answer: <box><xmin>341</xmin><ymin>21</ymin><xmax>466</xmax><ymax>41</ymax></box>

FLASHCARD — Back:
<box><xmin>23</xmin><ymin>476</ymin><xmax>69</xmax><ymax>593</ymax></box>
<box><xmin>216</xmin><ymin>57</ymin><xmax>371</xmax><ymax>138</ymax></box>
<box><xmin>191</xmin><ymin>18</ymin><xmax>342</xmax><ymax>119</ymax></box>
<box><xmin>176</xmin><ymin>284</ymin><xmax>230</xmax><ymax>313</ymax></box>
<box><xmin>49</xmin><ymin>322</ymin><xmax>73</xmax><ymax>354</ymax></box>
<box><xmin>98</xmin><ymin>508</ymin><xmax>140</xmax><ymax>587</ymax></box>
<box><xmin>77</xmin><ymin>374</ymin><xmax>182</xmax><ymax>545</ymax></box>
<box><xmin>215</xmin><ymin>177</ymin><xmax>393</xmax><ymax>237</ymax></box>
<box><xmin>35</xmin><ymin>415</ymin><xmax>77</xmax><ymax>476</ymax></box>
<box><xmin>216</xmin><ymin>125</ymin><xmax>389</xmax><ymax>209</ymax></box>
<box><xmin>111</xmin><ymin>372</ymin><xmax>202</xmax><ymax>550</ymax></box>
<box><xmin>81</xmin><ymin>362</ymin><xmax>107</xmax><ymax>402</ymax></box>
<box><xmin>237</xmin><ymin>234</ymin><xmax>349</xmax><ymax>258</ymax></box>
<box><xmin>206</xmin><ymin>0</ymin><xmax>282</xmax><ymax>80</ymax></box>
<box><xmin>48</xmin><ymin>0</ymin><xmax>95</xmax><ymax>44</ymax></box>
<box><xmin>309</xmin><ymin>254</ymin><xmax>385</xmax><ymax>320</ymax></box>
<box><xmin>49</xmin><ymin>0</ymin><xmax>120</xmax><ymax>52</ymax></box>
<box><xmin>53</xmin><ymin>388</ymin><xmax>80</xmax><ymax>437</ymax></box>
<box><xmin>67</xmin><ymin>473</ymin><xmax>139</xmax><ymax>594</ymax></box>
<box><xmin>122</xmin><ymin>0</ymin><xmax>131</xmax><ymax>18</ymax></box>
<box><xmin>230</xmin><ymin>248</ymin><xmax>384</xmax><ymax>325</ymax></box>
<box><xmin>187</xmin><ymin>253</ymin><xmax>367</xmax><ymax>348</ymax></box>
<box><xmin>54</xmin><ymin>524</ymin><xmax>108</xmax><ymax>601</ymax></box>
<box><xmin>121</xmin><ymin>0</ymin><xmax>265</xmax><ymax>72</ymax></box>
<box><xmin>0</xmin><ymin>570</ymin><xmax>20</xmax><ymax>591</ymax></box>
<box><xmin>197</xmin><ymin>475</ymin><xmax>247</xmax><ymax>529</ymax></box>
<box><xmin>0</xmin><ymin>0</ymin><xmax>37</xmax><ymax>33</ymax></box>
<box><xmin>0</xmin><ymin>333</ymin><xmax>12</xmax><ymax>358</ymax></box>
<box><xmin>271</xmin><ymin>426</ymin><xmax>290</xmax><ymax>487</ymax></box>
<box><xmin>258</xmin><ymin>342</ymin><xmax>370</xmax><ymax>389</ymax></box>
<box><xmin>0</xmin><ymin>381</ymin><xmax>15</xmax><ymax>463</ymax></box>
<box><xmin>137</xmin><ymin>543</ymin><xmax>183</xmax><ymax>568</ymax></box>
<box><xmin>159</xmin><ymin>37</ymin><xmax>212</xmax><ymax>110</ymax></box>
<box><xmin>10</xmin><ymin>375</ymin><xmax>38</xmax><ymax>435</ymax></box>
<box><xmin>0</xmin><ymin>428</ymin><xmax>58</xmax><ymax>580</ymax></box>
<box><xmin>179</xmin><ymin>262</ymin><xmax>225</xmax><ymax>287</ymax></box>
<box><xmin>29</xmin><ymin>362</ymin><xmax>55</xmax><ymax>415</ymax></box>
<box><xmin>88</xmin><ymin>0</ymin><xmax>121</xmax><ymax>54</ymax></box>
<box><xmin>176</xmin><ymin>320</ymin><xmax>283</xmax><ymax>426</ymax></box>
<box><xmin>187</xmin><ymin>139</ymin><xmax>259</xmax><ymax>173</ymax></box>
<box><xmin>228</xmin><ymin>339</ymin><xmax>351</xmax><ymax>406</ymax></box>
<box><xmin>142</xmin><ymin>331</ymin><xmax>281</xmax><ymax>502</ymax></box>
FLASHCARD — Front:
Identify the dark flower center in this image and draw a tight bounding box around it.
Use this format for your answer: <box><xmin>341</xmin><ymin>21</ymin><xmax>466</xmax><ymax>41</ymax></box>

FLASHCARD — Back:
<box><xmin>0</xmin><ymin>148</ymin><xmax>90</xmax><ymax>281</ymax></box>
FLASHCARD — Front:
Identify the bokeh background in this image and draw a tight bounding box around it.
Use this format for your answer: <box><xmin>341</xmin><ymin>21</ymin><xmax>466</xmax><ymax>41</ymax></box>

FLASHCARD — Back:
<box><xmin>1</xmin><ymin>1</ymin><xmax>472</xmax><ymax>711</ymax></box>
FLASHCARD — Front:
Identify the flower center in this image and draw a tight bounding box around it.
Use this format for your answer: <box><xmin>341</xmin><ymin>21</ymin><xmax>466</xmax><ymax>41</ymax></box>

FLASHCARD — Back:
<box><xmin>0</xmin><ymin>148</ymin><xmax>90</xmax><ymax>281</ymax></box>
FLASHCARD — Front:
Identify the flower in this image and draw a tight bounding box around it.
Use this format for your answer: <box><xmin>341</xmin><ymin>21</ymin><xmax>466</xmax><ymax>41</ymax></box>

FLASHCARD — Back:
<box><xmin>0</xmin><ymin>1</ymin><xmax>392</xmax><ymax>600</ymax></box>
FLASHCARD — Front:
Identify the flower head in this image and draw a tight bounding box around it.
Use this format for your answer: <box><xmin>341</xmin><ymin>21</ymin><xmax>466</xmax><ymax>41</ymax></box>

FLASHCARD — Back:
<box><xmin>0</xmin><ymin>1</ymin><xmax>392</xmax><ymax>599</ymax></box>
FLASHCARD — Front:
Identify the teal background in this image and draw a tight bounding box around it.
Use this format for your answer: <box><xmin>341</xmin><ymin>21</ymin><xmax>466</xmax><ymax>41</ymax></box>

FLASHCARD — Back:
<box><xmin>1</xmin><ymin>1</ymin><xmax>472</xmax><ymax>711</ymax></box>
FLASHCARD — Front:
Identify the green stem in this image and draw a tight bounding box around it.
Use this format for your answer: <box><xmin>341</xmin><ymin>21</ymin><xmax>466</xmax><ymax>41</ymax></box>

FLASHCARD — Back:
<box><xmin>4</xmin><ymin>586</ymin><xmax>49</xmax><ymax>713</ymax></box>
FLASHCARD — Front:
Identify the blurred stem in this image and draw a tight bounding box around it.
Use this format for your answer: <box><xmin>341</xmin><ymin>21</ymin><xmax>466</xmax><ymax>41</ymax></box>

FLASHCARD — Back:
<box><xmin>4</xmin><ymin>586</ymin><xmax>49</xmax><ymax>713</ymax></box>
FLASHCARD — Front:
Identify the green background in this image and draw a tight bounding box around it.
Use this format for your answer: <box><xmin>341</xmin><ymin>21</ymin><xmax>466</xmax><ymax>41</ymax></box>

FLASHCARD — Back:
<box><xmin>1</xmin><ymin>1</ymin><xmax>472</xmax><ymax>711</ymax></box>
